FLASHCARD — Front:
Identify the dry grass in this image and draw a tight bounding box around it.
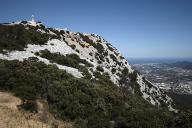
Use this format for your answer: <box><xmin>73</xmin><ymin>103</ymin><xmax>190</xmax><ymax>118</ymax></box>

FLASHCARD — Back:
<box><xmin>0</xmin><ymin>91</ymin><xmax>21</xmax><ymax>110</ymax></box>
<box><xmin>0</xmin><ymin>91</ymin><xmax>73</xmax><ymax>128</ymax></box>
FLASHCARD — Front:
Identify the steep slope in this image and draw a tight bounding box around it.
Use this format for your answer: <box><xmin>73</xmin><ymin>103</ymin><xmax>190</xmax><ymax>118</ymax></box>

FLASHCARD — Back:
<box><xmin>2</xmin><ymin>20</ymin><xmax>191</xmax><ymax>128</ymax></box>
<box><xmin>0</xmin><ymin>20</ymin><xmax>175</xmax><ymax>109</ymax></box>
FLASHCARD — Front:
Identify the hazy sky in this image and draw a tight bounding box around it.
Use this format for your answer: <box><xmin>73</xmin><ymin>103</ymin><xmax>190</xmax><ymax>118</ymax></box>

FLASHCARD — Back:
<box><xmin>0</xmin><ymin>0</ymin><xmax>192</xmax><ymax>58</ymax></box>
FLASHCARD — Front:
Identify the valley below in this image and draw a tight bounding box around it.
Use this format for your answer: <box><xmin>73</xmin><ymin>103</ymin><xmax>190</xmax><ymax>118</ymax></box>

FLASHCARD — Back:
<box><xmin>131</xmin><ymin>59</ymin><xmax>192</xmax><ymax>110</ymax></box>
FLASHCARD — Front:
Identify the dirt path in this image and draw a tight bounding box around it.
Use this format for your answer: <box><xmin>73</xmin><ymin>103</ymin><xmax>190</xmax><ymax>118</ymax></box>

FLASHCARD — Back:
<box><xmin>0</xmin><ymin>119</ymin><xmax>7</xmax><ymax>128</ymax></box>
<box><xmin>0</xmin><ymin>91</ymin><xmax>73</xmax><ymax>128</ymax></box>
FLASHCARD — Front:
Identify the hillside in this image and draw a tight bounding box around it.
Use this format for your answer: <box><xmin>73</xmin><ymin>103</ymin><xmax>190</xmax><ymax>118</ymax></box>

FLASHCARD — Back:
<box><xmin>0</xmin><ymin>20</ymin><xmax>192</xmax><ymax>128</ymax></box>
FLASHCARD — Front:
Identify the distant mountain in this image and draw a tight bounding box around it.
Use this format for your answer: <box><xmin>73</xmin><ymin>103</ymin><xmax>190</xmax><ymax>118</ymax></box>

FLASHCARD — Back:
<box><xmin>1</xmin><ymin>19</ymin><xmax>192</xmax><ymax>128</ymax></box>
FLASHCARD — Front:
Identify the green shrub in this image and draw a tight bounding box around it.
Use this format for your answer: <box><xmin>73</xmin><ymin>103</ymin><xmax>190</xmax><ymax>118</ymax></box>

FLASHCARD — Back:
<box><xmin>96</xmin><ymin>66</ymin><xmax>104</xmax><ymax>72</ymax></box>
<box><xmin>112</xmin><ymin>68</ymin><xmax>116</xmax><ymax>74</ymax></box>
<box><xmin>134</xmin><ymin>83</ymin><xmax>143</xmax><ymax>96</ymax></box>
<box><xmin>89</xmin><ymin>52</ymin><xmax>93</xmax><ymax>56</ymax></box>
<box><xmin>60</xmin><ymin>30</ymin><xmax>65</xmax><ymax>34</ymax></box>
<box><xmin>114</xmin><ymin>52</ymin><xmax>119</xmax><ymax>57</ymax></box>
<box><xmin>39</xmin><ymin>24</ymin><xmax>46</xmax><ymax>29</ymax></box>
<box><xmin>28</xmin><ymin>57</ymin><xmax>39</xmax><ymax>62</ymax></box>
<box><xmin>106</xmin><ymin>58</ymin><xmax>109</xmax><ymax>63</ymax></box>
<box><xmin>106</xmin><ymin>43</ymin><xmax>114</xmax><ymax>51</ymax></box>
<box><xmin>70</xmin><ymin>44</ymin><xmax>76</xmax><ymax>49</ymax></box>
<box><xmin>18</xmin><ymin>100</ymin><xmax>38</xmax><ymax>113</ymax></box>
<box><xmin>80</xmin><ymin>67</ymin><xmax>92</xmax><ymax>80</ymax></box>
<box><xmin>120</xmin><ymin>56</ymin><xmax>124</xmax><ymax>60</ymax></box>
<box><xmin>94</xmin><ymin>43</ymin><xmax>104</xmax><ymax>53</ymax></box>
<box><xmin>98</xmin><ymin>54</ymin><xmax>104</xmax><ymax>62</ymax></box>
<box><xmin>122</xmin><ymin>67</ymin><xmax>129</xmax><ymax>75</ymax></box>
<box><xmin>110</xmin><ymin>54</ymin><xmax>121</xmax><ymax>66</ymax></box>
<box><xmin>129</xmin><ymin>70</ymin><xmax>138</xmax><ymax>83</ymax></box>
<box><xmin>97</xmin><ymin>60</ymin><xmax>102</xmax><ymax>64</ymax></box>
<box><xmin>38</xmin><ymin>49</ymin><xmax>79</xmax><ymax>68</ymax></box>
<box><xmin>110</xmin><ymin>54</ymin><xmax>117</xmax><ymax>62</ymax></box>
<box><xmin>0</xmin><ymin>59</ymin><xmax>191</xmax><ymax>128</ymax></box>
<box><xmin>37</xmin><ymin>49</ymin><xmax>92</xmax><ymax>69</ymax></box>
<box><xmin>79</xmin><ymin>33</ymin><xmax>105</xmax><ymax>55</ymax></box>
<box><xmin>80</xmin><ymin>43</ymin><xmax>85</xmax><ymax>48</ymax></box>
<box><xmin>103</xmin><ymin>51</ymin><xmax>108</xmax><ymax>56</ymax></box>
<box><xmin>143</xmin><ymin>77</ymin><xmax>153</xmax><ymax>88</ymax></box>
<box><xmin>76</xmin><ymin>49</ymin><xmax>80</xmax><ymax>53</ymax></box>
<box><xmin>0</xmin><ymin>24</ymin><xmax>50</xmax><ymax>52</ymax></box>
<box><xmin>79</xmin><ymin>33</ymin><xmax>93</xmax><ymax>44</ymax></box>
<box><xmin>21</xmin><ymin>21</ymin><xmax>27</xmax><ymax>24</ymax></box>
<box><xmin>66</xmin><ymin>30</ymin><xmax>70</xmax><ymax>34</ymax></box>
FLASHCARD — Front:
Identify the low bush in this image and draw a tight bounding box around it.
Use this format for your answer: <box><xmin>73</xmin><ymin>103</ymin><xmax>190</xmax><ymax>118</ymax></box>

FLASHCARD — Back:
<box><xmin>106</xmin><ymin>58</ymin><xmax>109</xmax><ymax>63</ymax></box>
<box><xmin>80</xmin><ymin>67</ymin><xmax>92</xmax><ymax>80</ymax></box>
<box><xmin>37</xmin><ymin>49</ymin><xmax>93</xmax><ymax>69</ymax></box>
<box><xmin>120</xmin><ymin>56</ymin><xmax>124</xmax><ymax>60</ymax></box>
<box><xmin>0</xmin><ymin>59</ymin><xmax>191</xmax><ymax>128</ymax></box>
<box><xmin>0</xmin><ymin>24</ymin><xmax>50</xmax><ymax>52</ymax></box>
<box><xmin>66</xmin><ymin>31</ymin><xmax>70</xmax><ymax>34</ymax></box>
<box><xmin>76</xmin><ymin>49</ymin><xmax>80</xmax><ymax>53</ymax></box>
<box><xmin>60</xmin><ymin>30</ymin><xmax>65</xmax><ymax>34</ymax></box>
<box><xmin>122</xmin><ymin>67</ymin><xmax>129</xmax><ymax>75</ymax></box>
<box><xmin>110</xmin><ymin>54</ymin><xmax>117</xmax><ymax>62</ymax></box>
<box><xmin>79</xmin><ymin>33</ymin><xmax>93</xmax><ymax>44</ymax></box>
<box><xmin>97</xmin><ymin>60</ymin><xmax>102</xmax><ymax>64</ymax></box>
<box><xmin>21</xmin><ymin>21</ymin><xmax>28</xmax><ymax>24</ymax></box>
<box><xmin>89</xmin><ymin>52</ymin><xmax>93</xmax><ymax>56</ymax></box>
<box><xmin>80</xmin><ymin>43</ymin><xmax>85</xmax><ymax>48</ymax></box>
<box><xmin>18</xmin><ymin>100</ymin><xmax>38</xmax><ymax>113</ymax></box>
<box><xmin>143</xmin><ymin>77</ymin><xmax>153</xmax><ymax>88</ymax></box>
<box><xmin>96</xmin><ymin>66</ymin><xmax>104</xmax><ymax>72</ymax></box>
<box><xmin>106</xmin><ymin>43</ymin><xmax>114</xmax><ymax>51</ymax></box>
<box><xmin>70</xmin><ymin>44</ymin><xmax>76</xmax><ymax>49</ymax></box>
<box><xmin>128</xmin><ymin>70</ymin><xmax>138</xmax><ymax>83</ymax></box>
<box><xmin>112</xmin><ymin>68</ymin><xmax>116</xmax><ymax>74</ymax></box>
<box><xmin>94</xmin><ymin>43</ymin><xmax>104</xmax><ymax>53</ymax></box>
